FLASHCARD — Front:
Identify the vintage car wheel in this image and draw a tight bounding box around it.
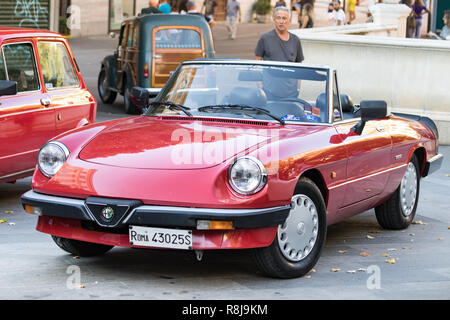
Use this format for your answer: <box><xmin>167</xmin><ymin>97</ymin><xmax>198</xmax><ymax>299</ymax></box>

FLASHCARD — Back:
<box><xmin>123</xmin><ymin>78</ymin><xmax>139</xmax><ymax>115</ymax></box>
<box><xmin>253</xmin><ymin>177</ymin><xmax>327</xmax><ymax>279</ymax></box>
<box><xmin>98</xmin><ymin>68</ymin><xmax>117</xmax><ymax>104</ymax></box>
<box><xmin>51</xmin><ymin>236</ymin><xmax>114</xmax><ymax>257</ymax></box>
<box><xmin>375</xmin><ymin>154</ymin><xmax>420</xmax><ymax>230</ymax></box>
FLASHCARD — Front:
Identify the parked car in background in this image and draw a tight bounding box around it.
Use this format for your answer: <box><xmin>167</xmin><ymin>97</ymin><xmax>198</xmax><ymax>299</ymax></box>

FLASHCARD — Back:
<box><xmin>22</xmin><ymin>60</ymin><xmax>442</xmax><ymax>278</ymax></box>
<box><xmin>98</xmin><ymin>14</ymin><xmax>215</xmax><ymax>114</ymax></box>
<box><xmin>0</xmin><ymin>27</ymin><xmax>97</xmax><ymax>184</ymax></box>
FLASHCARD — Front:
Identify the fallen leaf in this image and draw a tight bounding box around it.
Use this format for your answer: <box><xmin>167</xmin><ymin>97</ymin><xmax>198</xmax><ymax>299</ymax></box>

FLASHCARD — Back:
<box><xmin>304</xmin><ymin>275</ymin><xmax>312</xmax><ymax>279</ymax></box>
<box><xmin>357</xmin><ymin>268</ymin><xmax>367</xmax><ymax>272</ymax></box>
<box><xmin>409</xmin><ymin>233</ymin><xmax>415</xmax><ymax>236</ymax></box>
<box><xmin>78</xmin><ymin>285</ymin><xmax>85</xmax><ymax>289</ymax></box>
<box><xmin>360</xmin><ymin>252</ymin><xmax>371</xmax><ymax>257</ymax></box>
<box><xmin>309</xmin><ymin>269</ymin><xmax>316</xmax><ymax>273</ymax></box>
<box><xmin>412</xmin><ymin>220</ymin><xmax>425</xmax><ymax>225</ymax></box>
<box><xmin>438</xmin><ymin>237</ymin><xmax>444</xmax><ymax>241</ymax></box>
<box><xmin>337</xmin><ymin>250</ymin><xmax>347</xmax><ymax>254</ymax></box>
<box><xmin>8</xmin><ymin>222</ymin><xmax>15</xmax><ymax>226</ymax></box>
<box><xmin>4</xmin><ymin>211</ymin><xmax>13</xmax><ymax>214</ymax></box>
<box><xmin>387</xmin><ymin>248</ymin><xmax>397</xmax><ymax>251</ymax></box>
<box><xmin>330</xmin><ymin>268</ymin><xmax>340</xmax><ymax>272</ymax></box>
<box><xmin>347</xmin><ymin>270</ymin><xmax>356</xmax><ymax>274</ymax></box>
<box><xmin>445</xmin><ymin>174</ymin><xmax>450</xmax><ymax>177</ymax></box>
<box><xmin>402</xmin><ymin>247</ymin><xmax>412</xmax><ymax>250</ymax></box>
<box><xmin>0</xmin><ymin>219</ymin><xmax>7</xmax><ymax>223</ymax></box>
<box><xmin>366</xmin><ymin>235</ymin><xmax>376</xmax><ymax>239</ymax></box>
<box><xmin>385</xmin><ymin>258</ymin><xmax>396</xmax><ymax>264</ymax></box>
<box><xmin>381</xmin><ymin>253</ymin><xmax>390</xmax><ymax>257</ymax></box>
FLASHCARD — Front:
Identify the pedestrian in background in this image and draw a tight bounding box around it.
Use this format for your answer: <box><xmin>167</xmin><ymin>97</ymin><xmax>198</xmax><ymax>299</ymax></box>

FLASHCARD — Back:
<box><xmin>327</xmin><ymin>1</ymin><xmax>335</xmax><ymax>24</ymax></box>
<box><xmin>141</xmin><ymin>0</ymin><xmax>162</xmax><ymax>14</ymax></box>
<box><xmin>439</xmin><ymin>11</ymin><xmax>450</xmax><ymax>40</ymax></box>
<box><xmin>275</xmin><ymin>0</ymin><xmax>287</xmax><ymax>8</ymax></box>
<box><xmin>300</xmin><ymin>3</ymin><xmax>314</xmax><ymax>28</ymax></box>
<box><xmin>333</xmin><ymin>1</ymin><xmax>346</xmax><ymax>26</ymax></box>
<box><xmin>291</xmin><ymin>0</ymin><xmax>302</xmax><ymax>26</ymax></box>
<box><xmin>346</xmin><ymin>0</ymin><xmax>357</xmax><ymax>24</ymax></box>
<box><xmin>202</xmin><ymin>0</ymin><xmax>217</xmax><ymax>21</ymax></box>
<box><xmin>410</xmin><ymin>0</ymin><xmax>430</xmax><ymax>38</ymax></box>
<box><xmin>178</xmin><ymin>0</ymin><xmax>188</xmax><ymax>13</ymax></box>
<box><xmin>187</xmin><ymin>0</ymin><xmax>216</xmax><ymax>28</ymax></box>
<box><xmin>226</xmin><ymin>0</ymin><xmax>241</xmax><ymax>40</ymax></box>
<box><xmin>159</xmin><ymin>0</ymin><xmax>171</xmax><ymax>13</ymax></box>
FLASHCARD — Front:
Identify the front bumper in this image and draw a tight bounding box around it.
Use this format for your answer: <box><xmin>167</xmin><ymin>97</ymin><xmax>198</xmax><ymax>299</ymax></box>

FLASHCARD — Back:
<box><xmin>21</xmin><ymin>190</ymin><xmax>290</xmax><ymax>230</ymax></box>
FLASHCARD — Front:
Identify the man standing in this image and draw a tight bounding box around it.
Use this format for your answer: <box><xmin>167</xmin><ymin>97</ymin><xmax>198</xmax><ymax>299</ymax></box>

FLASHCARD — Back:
<box><xmin>226</xmin><ymin>0</ymin><xmax>241</xmax><ymax>40</ymax></box>
<box><xmin>333</xmin><ymin>0</ymin><xmax>346</xmax><ymax>26</ymax></box>
<box><xmin>141</xmin><ymin>0</ymin><xmax>162</xmax><ymax>14</ymax></box>
<box><xmin>254</xmin><ymin>6</ymin><xmax>304</xmax><ymax>63</ymax></box>
<box><xmin>186</xmin><ymin>0</ymin><xmax>216</xmax><ymax>28</ymax></box>
<box><xmin>254</xmin><ymin>6</ymin><xmax>304</xmax><ymax>100</ymax></box>
<box><xmin>202</xmin><ymin>0</ymin><xmax>217</xmax><ymax>21</ymax></box>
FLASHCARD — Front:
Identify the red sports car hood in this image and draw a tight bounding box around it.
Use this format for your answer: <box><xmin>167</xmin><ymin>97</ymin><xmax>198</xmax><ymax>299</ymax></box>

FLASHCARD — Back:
<box><xmin>78</xmin><ymin>116</ymin><xmax>288</xmax><ymax>169</ymax></box>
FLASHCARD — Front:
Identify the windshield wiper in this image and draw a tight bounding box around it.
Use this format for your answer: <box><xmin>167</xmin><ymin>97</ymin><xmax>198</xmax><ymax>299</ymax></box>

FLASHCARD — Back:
<box><xmin>198</xmin><ymin>104</ymin><xmax>285</xmax><ymax>125</ymax></box>
<box><xmin>148</xmin><ymin>101</ymin><xmax>193</xmax><ymax>117</ymax></box>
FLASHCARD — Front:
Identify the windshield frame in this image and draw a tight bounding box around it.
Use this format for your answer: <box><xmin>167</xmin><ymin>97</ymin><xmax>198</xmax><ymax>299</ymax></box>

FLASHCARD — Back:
<box><xmin>149</xmin><ymin>60</ymin><xmax>333</xmax><ymax>125</ymax></box>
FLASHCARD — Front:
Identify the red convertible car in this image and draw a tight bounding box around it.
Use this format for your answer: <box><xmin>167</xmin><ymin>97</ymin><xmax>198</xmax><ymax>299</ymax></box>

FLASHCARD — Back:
<box><xmin>0</xmin><ymin>27</ymin><xmax>96</xmax><ymax>184</ymax></box>
<box><xmin>21</xmin><ymin>60</ymin><xmax>442</xmax><ymax>278</ymax></box>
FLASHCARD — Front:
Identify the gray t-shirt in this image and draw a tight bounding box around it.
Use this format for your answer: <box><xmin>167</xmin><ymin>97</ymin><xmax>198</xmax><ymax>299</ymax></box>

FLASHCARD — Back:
<box><xmin>254</xmin><ymin>30</ymin><xmax>304</xmax><ymax>99</ymax></box>
<box><xmin>254</xmin><ymin>30</ymin><xmax>304</xmax><ymax>63</ymax></box>
<box><xmin>227</xmin><ymin>0</ymin><xmax>240</xmax><ymax>17</ymax></box>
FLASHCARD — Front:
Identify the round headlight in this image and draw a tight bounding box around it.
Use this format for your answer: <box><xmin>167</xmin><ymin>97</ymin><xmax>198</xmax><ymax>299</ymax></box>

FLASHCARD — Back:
<box><xmin>228</xmin><ymin>156</ymin><xmax>267</xmax><ymax>195</ymax></box>
<box><xmin>37</xmin><ymin>141</ymin><xmax>70</xmax><ymax>178</ymax></box>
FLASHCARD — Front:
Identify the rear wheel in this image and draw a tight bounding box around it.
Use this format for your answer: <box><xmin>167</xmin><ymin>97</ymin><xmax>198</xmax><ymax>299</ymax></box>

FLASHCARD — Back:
<box><xmin>375</xmin><ymin>154</ymin><xmax>420</xmax><ymax>230</ymax></box>
<box><xmin>98</xmin><ymin>68</ymin><xmax>117</xmax><ymax>104</ymax></box>
<box><xmin>51</xmin><ymin>236</ymin><xmax>113</xmax><ymax>257</ymax></box>
<box><xmin>253</xmin><ymin>177</ymin><xmax>327</xmax><ymax>279</ymax></box>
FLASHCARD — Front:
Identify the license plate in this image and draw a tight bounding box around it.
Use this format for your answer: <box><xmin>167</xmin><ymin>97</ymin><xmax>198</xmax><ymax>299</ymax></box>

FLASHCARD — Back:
<box><xmin>129</xmin><ymin>226</ymin><xmax>192</xmax><ymax>250</ymax></box>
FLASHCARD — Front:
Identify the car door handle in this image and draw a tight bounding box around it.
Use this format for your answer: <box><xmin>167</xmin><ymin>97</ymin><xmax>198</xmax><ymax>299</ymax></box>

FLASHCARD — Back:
<box><xmin>40</xmin><ymin>97</ymin><xmax>51</xmax><ymax>106</ymax></box>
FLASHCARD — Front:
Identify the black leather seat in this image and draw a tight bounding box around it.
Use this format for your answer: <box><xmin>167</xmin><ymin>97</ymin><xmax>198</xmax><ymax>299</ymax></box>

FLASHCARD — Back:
<box><xmin>227</xmin><ymin>86</ymin><xmax>267</xmax><ymax>108</ymax></box>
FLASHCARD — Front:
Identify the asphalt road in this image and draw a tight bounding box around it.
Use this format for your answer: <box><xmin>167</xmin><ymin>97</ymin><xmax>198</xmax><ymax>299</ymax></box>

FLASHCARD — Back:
<box><xmin>0</xmin><ymin>23</ymin><xmax>449</xmax><ymax>300</ymax></box>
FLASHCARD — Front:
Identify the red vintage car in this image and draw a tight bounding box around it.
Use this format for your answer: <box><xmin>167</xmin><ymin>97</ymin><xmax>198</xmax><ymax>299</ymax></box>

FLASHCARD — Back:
<box><xmin>21</xmin><ymin>60</ymin><xmax>442</xmax><ymax>278</ymax></box>
<box><xmin>0</xmin><ymin>27</ymin><xmax>96</xmax><ymax>184</ymax></box>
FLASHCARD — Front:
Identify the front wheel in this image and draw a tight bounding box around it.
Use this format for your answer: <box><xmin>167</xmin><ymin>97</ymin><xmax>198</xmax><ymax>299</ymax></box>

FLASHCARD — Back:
<box><xmin>52</xmin><ymin>236</ymin><xmax>114</xmax><ymax>257</ymax></box>
<box><xmin>253</xmin><ymin>177</ymin><xmax>327</xmax><ymax>279</ymax></box>
<box><xmin>375</xmin><ymin>154</ymin><xmax>420</xmax><ymax>230</ymax></box>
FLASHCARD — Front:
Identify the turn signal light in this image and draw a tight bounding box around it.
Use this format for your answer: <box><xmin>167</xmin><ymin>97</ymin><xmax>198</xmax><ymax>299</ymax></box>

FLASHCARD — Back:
<box><xmin>24</xmin><ymin>205</ymin><xmax>42</xmax><ymax>215</ymax></box>
<box><xmin>197</xmin><ymin>220</ymin><xmax>234</xmax><ymax>230</ymax></box>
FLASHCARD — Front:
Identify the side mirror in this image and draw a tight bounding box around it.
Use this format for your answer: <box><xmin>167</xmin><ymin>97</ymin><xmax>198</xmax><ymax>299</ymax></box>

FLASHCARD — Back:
<box><xmin>351</xmin><ymin>100</ymin><xmax>387</xmax><ymax>135</ymax></box>
<box><xmin>0</xmin><ymin>80</ymin><xmax>17</xmax><ymax>97</ymax></box>
<box><xmin>109</xmin><ymin>32</ymin><xmax>116</xmax><ymax>39</ymax></box>
<box><xmin>130</xmin><ymin>87</ymin><xmax>150</xmax><ymax>113</ymax></box>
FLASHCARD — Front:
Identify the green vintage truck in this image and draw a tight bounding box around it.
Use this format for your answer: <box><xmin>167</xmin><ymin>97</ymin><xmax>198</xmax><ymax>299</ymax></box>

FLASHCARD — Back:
<box><xmin>98</xmin><ymin>14</ymin><xmax>215</xmax><ymax>114</ymax></box>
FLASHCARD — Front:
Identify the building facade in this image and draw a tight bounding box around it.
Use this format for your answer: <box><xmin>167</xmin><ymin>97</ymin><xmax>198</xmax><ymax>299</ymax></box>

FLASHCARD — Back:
<box><xmin>0</xmin><ymin>0</ymin><xmax>278</xmax><ymax>37</ymax></box>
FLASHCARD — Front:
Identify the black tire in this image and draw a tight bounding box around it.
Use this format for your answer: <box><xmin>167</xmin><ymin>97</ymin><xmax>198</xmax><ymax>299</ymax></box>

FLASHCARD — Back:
<box><xmin>252</xmin><ymin>177</ymin><xmax>327</xmax><ymax>279</ymax></box>
<box><xmin>51</xmin><ymin>236</ymin><xmax>113</xmax><ymax>257</ymax></box>
<box><xmin>375</xmin><ymin>154</ymin><xmax>420</xmax><ymax>230</ymax></box>
<box><xmin>123</xmin><ymin>77</ymin><xmax>139</xmax><ymax>114</ymax></box>
<box><xmin>98</xmin><ymin>68</ymin><xmax>117</xmax><ymax>104</ymax></box>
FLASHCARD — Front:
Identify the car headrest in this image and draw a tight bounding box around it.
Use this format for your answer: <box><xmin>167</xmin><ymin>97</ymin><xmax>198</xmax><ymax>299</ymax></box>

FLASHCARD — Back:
<box><xmin>340</xmin><ymin>94</ymin><xmax>354</xmax><ymax>112</ymax></box>
<box><xmin>315</xmin><ymin>93</ymin><xmax>327</xmax><ymax>122</ymax></box>
<box><xmin>228</xmin><ymin>87</ymin><xmax>267</xmax><ymax>107</ymax></box>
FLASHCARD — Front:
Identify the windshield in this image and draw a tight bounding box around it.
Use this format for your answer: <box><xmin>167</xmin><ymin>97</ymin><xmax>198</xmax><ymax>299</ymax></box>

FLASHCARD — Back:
<box><xmin>147</xmin><ymin>63</ymin><xmax>330</xmax><ymax>123</ymax></box>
